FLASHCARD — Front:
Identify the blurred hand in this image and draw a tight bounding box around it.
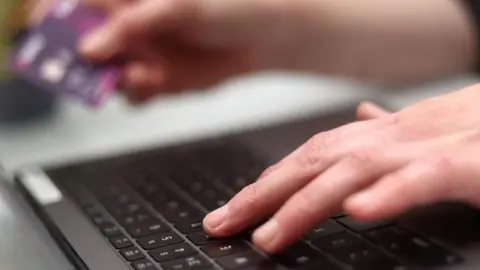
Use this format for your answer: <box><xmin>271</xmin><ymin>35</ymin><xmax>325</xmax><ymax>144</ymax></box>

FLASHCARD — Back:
<box><xmin>79</xmin><ymin>0</ymin><xmax>306</xmax><ymax>103</ymax></box>
<box><xmin>78</xmin><ymin>0</ymin><xmax>474</xmax><ymax>103</ymax></box>
<box><xmin>203</xmin><ymin>84</ymin><xmax>480</xmax><ymax>253</ymax></box>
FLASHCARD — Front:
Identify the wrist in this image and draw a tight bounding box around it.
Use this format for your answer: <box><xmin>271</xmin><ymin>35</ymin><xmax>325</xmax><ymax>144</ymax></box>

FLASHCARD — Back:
<box><xmin>258</xmin><ymin>0</ymin><xmax>477</xmax><ymax>85</ymax></box>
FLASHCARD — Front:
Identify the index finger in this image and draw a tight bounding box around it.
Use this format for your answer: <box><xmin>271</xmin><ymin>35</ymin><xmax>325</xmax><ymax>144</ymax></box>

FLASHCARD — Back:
<box><xmin>203</xmin><ymin>120</ymin><xmax>386</xmax><ymax>237</ymax></box>
<box><xmin>79</xmin><ymin>0</ymin><xmax>195</xmax><ymax>61</ymax></box>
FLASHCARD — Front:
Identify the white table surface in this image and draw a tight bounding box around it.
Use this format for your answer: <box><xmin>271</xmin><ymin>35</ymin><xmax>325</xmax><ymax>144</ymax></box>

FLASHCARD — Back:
<box><xmin>1</xmin><ymin>72</ymin><xmax>479</xmax><ymax>172</ymax></box>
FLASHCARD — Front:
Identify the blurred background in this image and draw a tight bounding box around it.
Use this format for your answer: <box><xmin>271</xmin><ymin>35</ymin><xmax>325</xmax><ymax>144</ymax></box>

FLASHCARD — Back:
<box><xmin>1</xmin><ymin>0</ymin><xmax>480</xmax><ymax>172</ymax></box>
<box><xmin>1</xmin><ymin>70</ymin><xmax>479</xmax><ymax>171</ymax></box>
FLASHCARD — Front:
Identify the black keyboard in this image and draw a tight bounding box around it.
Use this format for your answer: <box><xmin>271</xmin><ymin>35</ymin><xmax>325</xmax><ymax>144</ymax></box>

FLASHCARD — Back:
<box><xmin>47</xmin><ymin>141</ymin><xmax>463</xmax><ymax>270</ymax></box>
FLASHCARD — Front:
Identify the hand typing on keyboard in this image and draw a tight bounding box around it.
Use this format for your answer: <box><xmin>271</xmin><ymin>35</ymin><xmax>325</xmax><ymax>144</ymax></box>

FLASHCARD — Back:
<box><xmin>203</xmin><ymin>88</ymin><xmax>480</xmax><ymax>254</ymax></box>
<box><xmin>65</xmin><ymin>0</ymin><xmax>480</xmax><ymax>261</ymax></box>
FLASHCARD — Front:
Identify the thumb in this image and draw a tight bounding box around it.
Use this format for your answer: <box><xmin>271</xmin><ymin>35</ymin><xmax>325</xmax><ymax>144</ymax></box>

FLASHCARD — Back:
<box><xmin>79</xmin><ymin>0</ymin><xmax>196</xmax><ymax>61</ymax></box>
<box><xmin>356</xmin><ymin>101</ymin><xmax>391</xmax><ymax>121</ymax></box>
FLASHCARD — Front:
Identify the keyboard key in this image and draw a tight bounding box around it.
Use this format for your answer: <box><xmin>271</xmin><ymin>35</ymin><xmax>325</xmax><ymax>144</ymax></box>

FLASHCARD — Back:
<box><xmin>337</xmin><ymin>216</ymin><xmax>391</xmax><ymax>232</ymax></box>
<box><xmin>100</xmin><ymin>224</ymin><xmax>122</xmax><ymax>237</ymax></box>
<box><xmin>175</xmin><ymin>219</ymin><xmax>204</xmax><ymax>234</ymax></box>
<box><xmin>110</xmin><ymin>235</ymin><xmax>133</xmax><ymax>249</ymax></box>
<box><xmin>363</xmin><ymin>226</ymin><xmax>405</xmax><ymax>244</ymax></box>
<box><xmin>82</xmin><ymin>204</ymin><xmax>102</xmax><ymax>216</ymax></box>
<box><xmin>131</xmin><ymin>258</ymin><xmax>158</xmax><ymax>270</ymax></box>
<box><xmin>153</xmin><ymin>195</ymin><xmax>189</xmax><ymax>213</ymax></box>
<box><xmin>117</xmin><ymin>210</ymin><xmax>157</xmax><ymax>226</ymax></box>
<box><xmin>305</xmin><ymin>220</ymin><xmax>345</xmax><ymax>240</ymax></box>
<box><xmin>216</xmin><ymin>250</ymin><xmax>269</xmax><ymax>269</ymax></box>
<box><xmin>120</xmin><ymin>246</ymin><xmax>145</xmax><ymax>261</ymax></box>
<box><xmin>138</xmin><ymin>182</ymin><xmax>163</xmax><ymax>199</ymax></box>
<box><xmin>127</xmin><ymin>222</ymin><xmax>170</xmax><ymax>238</ymax></box>
<box><xmin>201</xmin><ymin>198</ymin><xmax>228</xmax><ymax>211</ymax></box>
<box><xmin>137</xmin><ymin>231</ymin><xmax>183</xmax><ymax>249</ymax></box>
<box><xmin>149</xmin><ymin>242</ymin><xmax>197</xmax><ymax>262</ymax></box>
<box><xmin>187</xmin><ymin>231</ymin><xmax>216</xmax><ymax>246</ymax></box>
<box><xmin>115</xmin><ymin>193</ymin><xmax>133</xmax><ymax>205</ymax></box>
<box><xmin>201</xmin><ymin>240</ymin><xmax>250</xmax><ymax>258</ymax></box>
<box><xmin>162</xmin><ymin>255</ymin><xmax>212</xmax><ymax>270</ymax></box>
<box><xmin>364</xmin><ymin>227</ymin><xmax>462</xmax><ymax>267</ymax></box>
<box><xmin>330</xmin><ymin>243</ymin><xmax>399</xmax><ymax>269</ymax></box>
<box><xmin>91</xmin><ymin>215</ymin><xmax>111</xmax><ymax>226</ymax></box>
<box><xmin>193</xmin><ymin>186</ymin><xmax>230</xmax><ymax>211</ymax></box>
<box><xmin>274</xmin><ymin>242</ymin><xmax>340</xmax><ymax>269</ymax></box>
<box><xmin>312</xmin><ymin>232</ymin><xmax>363</xmax><ymax>251</ymax></box>
<box><xmin>107</xmin><ymin>201</ymin><xmax>144</xmax><ymax>217</ymax></box>
<box><xmin>230</xmin><ymin>176</ymin><xmax>250</xmax><ymax>192</ymax></box>
<box><xmin>162</xmin><ymin>207</ymin><xmax>205</xmax><ymax>224</ymax></box>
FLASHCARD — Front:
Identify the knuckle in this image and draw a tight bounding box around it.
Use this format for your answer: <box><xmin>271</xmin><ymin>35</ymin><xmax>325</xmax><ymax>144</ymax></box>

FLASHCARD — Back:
<box><xmin>428</xmin><ymin>155</ymin><xmax>454</xmax><ymax>176</ymax></box>
<box><xmin>229</xmin><ymin>184</ymin><xmax>260</xmax><ymax>212</ymax></box>
<box><xmin>289</xmin><ymin>192</ymin><xmax>318</xmax><ymax>220</ymax></box>
<box><xmin>427</xmin><ymin>156</ymin><xmax>456</xmax><ymax>195</ymax></box>
<box><xmin>344</xmin><ymin>150</ymin><xmax>375</xmax><ymax>168</ymax></box>
<box><xmin>296</xmin><ymin>132</ymin><xmax>332</xmax><ymax>168</ymax></box>
<box><xmin>390</xmin><ymin>172</ymin><xmax>421</xmax><ymax>201</ymax></box>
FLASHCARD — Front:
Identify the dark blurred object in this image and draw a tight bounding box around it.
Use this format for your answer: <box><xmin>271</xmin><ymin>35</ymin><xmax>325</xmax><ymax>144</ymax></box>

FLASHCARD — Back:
<box><xmin>0</xmin><ymin>28</ymin><xmax>58</xmax><ymax>125</ymax></box>
<box><xmin>0</xmin><ymin>76</ymin><xmax>58</xmax><ymax>124</ymax></box>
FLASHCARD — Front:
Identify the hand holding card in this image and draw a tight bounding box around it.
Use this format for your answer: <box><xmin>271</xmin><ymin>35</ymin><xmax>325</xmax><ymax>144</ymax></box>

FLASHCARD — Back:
<box><xmin>8</xmin><ymin>0</ymin><xmax>121</xmax><ymax>108</ymax></box>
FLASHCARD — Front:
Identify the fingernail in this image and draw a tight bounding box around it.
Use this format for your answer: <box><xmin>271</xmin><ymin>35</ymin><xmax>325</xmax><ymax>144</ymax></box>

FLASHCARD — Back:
<box><xmin>204</xmin><ymin>205</ymin><xmax>228</xmax><ymax>229</ymax></box>
<box><xmin>253</xmin><ymin>219</ymin><xmax>279</xmax><ymax>250</ymax></box>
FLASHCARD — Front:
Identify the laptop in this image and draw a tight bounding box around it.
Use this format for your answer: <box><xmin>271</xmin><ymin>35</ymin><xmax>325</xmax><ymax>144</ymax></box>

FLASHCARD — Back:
<box><xmin>2</xmin><ymin>102</ymin><xmax>480</xmax><ymax>270</ymax></box>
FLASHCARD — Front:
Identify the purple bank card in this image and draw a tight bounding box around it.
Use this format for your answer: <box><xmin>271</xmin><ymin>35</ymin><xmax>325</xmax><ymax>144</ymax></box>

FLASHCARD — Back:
<box><xmin>8</xmin><ymin>0</ymin><xmax>121</xmax><ymax>108</ymax></box>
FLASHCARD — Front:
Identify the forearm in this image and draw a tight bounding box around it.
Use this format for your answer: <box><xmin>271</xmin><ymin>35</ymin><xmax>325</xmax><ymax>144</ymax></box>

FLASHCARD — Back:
<box><xmin>287</xmin><ymin>0</ymin><xmax>477</xmax><ymax>85</ymax></box>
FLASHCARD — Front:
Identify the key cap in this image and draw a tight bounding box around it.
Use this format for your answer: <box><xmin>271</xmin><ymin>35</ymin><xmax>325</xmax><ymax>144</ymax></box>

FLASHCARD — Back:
<box><xmin>330</xmin><ymin>243</ymin><xmax>399</xmax><ymax>270</ymax></box>
<box><xmin>175</xmin><ymin>219</ymin><xmax>203</xmax><ymax>234</ymax></box>
<box><xmin>91</xmin><ymin>215</ymin><xmax>111</xmax><ymax>226</ymax></box>
<box><xmin>138</xmin><ymin>231</ymin><xmax>183</xmax><ymax>249</ymax></box>
<box><xmin>364</xmin><ymin>227</ymin><xmax>463</xmax><ymax>267</ymax></box>
<box><xmin>131</xmin><ymin>258</ymin><xmax>158</xmax><ymax>270</ymax></box>
<box><xmin>100</xmin><ymin>224</ymin><xmax>122</xmax><ymax>237</ymax></box>
<box><xmin>201</xmin><ymin>198</ymin><xmax>228</xmax><ymax>211</ymax></box>
<box><xmin>110</xmin><ymin>235</ymin><xmax>133</xmax><ymax>249</ymax></box>
<box><xmin>273</xmin><ymin>242</ymin><xmax>340</xmax><ymax>269</ymax></box>
<box><xmin>216</xmin><ymin>250</ymin><xmax>269</xmax><ymax>269</ymax></box>
<box><xmin>107</xmin><ymin>202</ymin><xmax>144</xmax><ymax>217</ymax></box>
<box><xmin>162</xmin><ymin>255</ymin><xmax>212</xmax><ymax>270</ymax></box>
<box><xmin>115</xmin><ymin>193</ymin><xmax>133</xmax><ymax>205</ymax></box>
<box><xmin>201</xmin><ymin>240</ymin><xmax>250</xmax><ymax>258</ymax></box>
<box><xmin>337</xmin><ymin>216</ymin><xmax>391</xmax><ymax>232</ymax></box>
<box><xmin>149</xmin><ymin>242</ymin><xmax>197</xmax><ymax>262</ymax></box>
<box><xmin>311</xmin><ymin>232</ymin><xmax>363</xmax><ymax>251</ymax></box>
<box><xmin>305</xmin><ymin>220</ymin><xmax>345</xmax><ymax>240</ymax></box>
<box><xmin>153</xmin><ymin>195</ymin><xmax>189</xmax><ymax>213</ymax></box>
<box><xmin>127</xmin><ymin>222</ymin><xmax>170</xmax><ymax>238</ymax></box>
<box><xmin>82</xmin><ymin>203</ymin><xmax>102</xmax><ymax>216</ymax></box>
<box><xmin>138</xmin><ymin>182</ymin><xmax>163</xmax><ymax>199</ymax></box>
<box><xmin>162</xmin><ymin>207</ymin><xmax>204</xmax><ymax>224</ymax></box>
<box><xmin>192</xmin><ymin>185</ymin><xmax>229</xmax><ymax>211</ymax></box>
<box><xmin>187</xmin><ymin>231</ymin><xmax>216</xmax><ymax>246</ymax></box>
<box><xmin>120</xmin><ymin>246</ymin><xmax>145</xmax><ymax>261</ymax></box>
<box><xmin>117</xmin><ymin>210</ymin><xmax>157</xmax><ymax>226</ymax></box>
